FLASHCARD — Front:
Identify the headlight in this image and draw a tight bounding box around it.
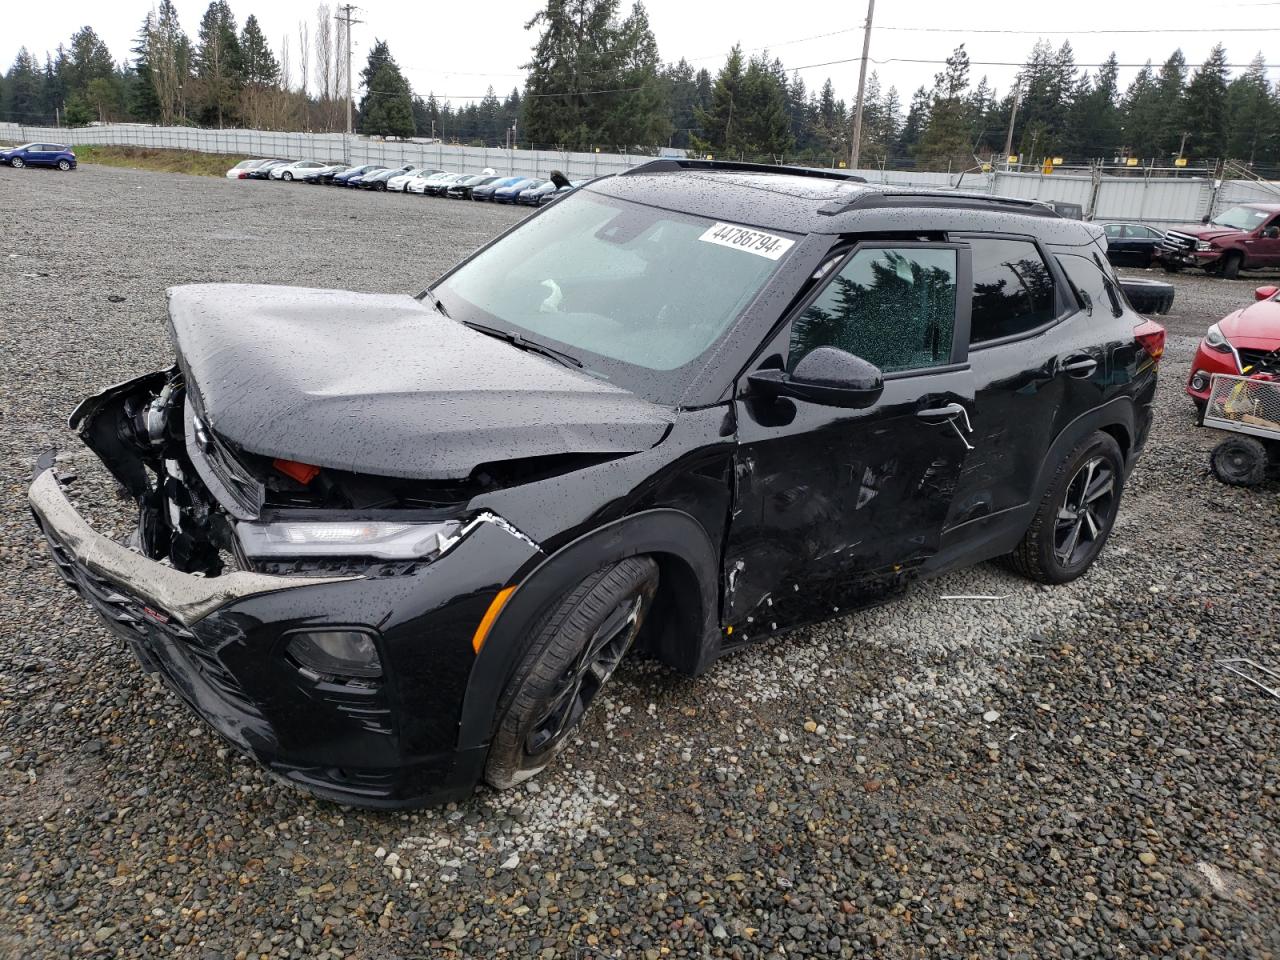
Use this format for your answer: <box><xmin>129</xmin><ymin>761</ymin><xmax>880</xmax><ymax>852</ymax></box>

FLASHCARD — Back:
<box><xmin>1205</xmin><ymin>323</ymin><xmax>1232</xmax><ymax>352</ymax></box>
<box><xmin>1196</xmin><ymin>240</ymin><xmax>1214</xmax><ymax>251</ymax></box>
<box><xmin>236</xmin><ymin>519</ymin><xmax>461</xmax><ymax>559</ymax></box>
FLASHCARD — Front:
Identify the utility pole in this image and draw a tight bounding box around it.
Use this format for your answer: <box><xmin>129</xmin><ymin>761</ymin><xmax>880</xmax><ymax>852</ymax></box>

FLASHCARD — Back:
<box><xmin>847</xmin><ymin>0</ymin><xmax>875</xmax><ymax>171</ymax></box>
<box><xmin>335</xmin><ymin>5</ymin><xmax>362</xmax><ymax>147</ymax></box>
<box><xmin>1003</xmin><ymin>78</ymin><xmax>1021</xmax><ymax>164</ymax></box>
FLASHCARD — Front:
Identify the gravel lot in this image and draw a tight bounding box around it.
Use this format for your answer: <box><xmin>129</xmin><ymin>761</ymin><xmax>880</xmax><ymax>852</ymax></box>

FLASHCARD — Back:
<box><xmin>1</xmin><ymin>163</ymin><xmax>1278</xmax><ymax>960</ymax></box>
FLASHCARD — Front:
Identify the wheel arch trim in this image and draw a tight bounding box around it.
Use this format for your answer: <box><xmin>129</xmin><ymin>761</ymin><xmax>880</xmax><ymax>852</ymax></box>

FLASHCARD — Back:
<box><xmin>456</xmin><ymin>508</ymin><xmax>720</xmax><ymax>751</ymax></box>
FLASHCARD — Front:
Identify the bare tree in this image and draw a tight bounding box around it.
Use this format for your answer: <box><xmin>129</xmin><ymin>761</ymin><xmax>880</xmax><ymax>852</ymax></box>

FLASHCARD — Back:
<box><xmin>298</xmin><ymin>20</ymin><xmax>310</xmax><ymax>99</ymax></box>
<box><xmin>280</xmin><ymin>33</ymin><xmax>291</xmax><ymax>90</ymax></box>
<box><xmin>314</xmin><ymin>4</ymin><xmax>333</xmax><ymax>128</ymax></box>
<box><xmin>147</xmin><ymin>3</ymin><xmax>185</xmax><ymax>126</ymax></box>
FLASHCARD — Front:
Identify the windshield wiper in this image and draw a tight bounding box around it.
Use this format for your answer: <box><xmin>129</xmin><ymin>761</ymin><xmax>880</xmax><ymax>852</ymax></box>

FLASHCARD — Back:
<box><xmin>424</xmin><ymin>288</ymin><xmax>450</xmax><ymax>318</ymax></box>
<box><xmin>461</xmin><ymin>320</ymin><xmax>584</xmax><ymax>368</ymax></box>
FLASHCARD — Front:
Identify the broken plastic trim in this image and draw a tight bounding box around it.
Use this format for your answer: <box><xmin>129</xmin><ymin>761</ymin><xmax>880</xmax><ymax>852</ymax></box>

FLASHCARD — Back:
<box><xmin>28</xmin><ymin>467</ymin><xmax>358</xmax><ymax>626</ymax></box>
<box><xmin>439</xmin><ymin>511</ymin><xmax>541</xmax><ymax>555</ymax></box>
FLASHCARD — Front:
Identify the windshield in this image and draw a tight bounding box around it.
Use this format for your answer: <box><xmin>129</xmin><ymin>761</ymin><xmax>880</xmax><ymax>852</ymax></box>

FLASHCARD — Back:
<box><xmin>1210</xmin><ymin>206</ymin><xmax>1272</xmax><ymax>231</ymax></box>
<box><xmin>434</xmin><ymin>190</ymin><xmax>792</xmax><ymax>398</ymax></box>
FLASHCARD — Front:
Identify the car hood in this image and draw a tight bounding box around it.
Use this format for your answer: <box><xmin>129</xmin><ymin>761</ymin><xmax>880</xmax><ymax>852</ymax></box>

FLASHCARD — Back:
<box><xmin>1168</xmin><ymin>224</ymin><xmax>1245</xmax><ymax>241</ymax></box>
<box><xmin>165</xmin><ymin>284</ymin><xmax>674</xmax><ymax>480</ymax></box>
<box><xmin>1221</xmin><ymin>300</ymin><xmax>1280</xmax><ymax>344</ymax></box>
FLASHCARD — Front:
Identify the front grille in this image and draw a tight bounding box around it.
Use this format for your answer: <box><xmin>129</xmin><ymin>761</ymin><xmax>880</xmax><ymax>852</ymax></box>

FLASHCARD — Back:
<box><xmin>1238</xmin><ymin>347</ymin><xmax>1280</xmax><ymax>376</ymax></box>
<box><xmin>1160</xmin><ymin>230</ymin><xmax>1196</xmax><ymax>253</ymax></box>
<box><xmin>42</xmin><ymin>528</ymin><xmax>260</xmax><ymax>716</ymax></box>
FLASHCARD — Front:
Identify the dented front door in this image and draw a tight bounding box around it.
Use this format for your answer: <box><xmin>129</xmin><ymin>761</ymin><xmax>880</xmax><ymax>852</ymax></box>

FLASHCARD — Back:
<box><xmin>722</xmin><ymin>241</ymin><xmax>975</xmax><ymax>637</ymax></box>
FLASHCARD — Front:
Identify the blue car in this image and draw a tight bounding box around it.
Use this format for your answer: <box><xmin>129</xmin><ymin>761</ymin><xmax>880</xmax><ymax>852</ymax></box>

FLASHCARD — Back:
<box><xmin>472</xmin><ymin>176</ymin><xmax>528</xmax><ymax>202</ymax></box>
<box><xmin>333</xmin><ymin>164</ymin><xmax>385</xmax><ymax>187</ymax></box>
<box><xmin>2</xmin><ymin>142</ymin><xmax>77</xmax><ymax>170</ymax></box>
<box><xmin>493</xmin><ymin>178</ymin><xmax>538</xmax><ymax>203</ymax></box>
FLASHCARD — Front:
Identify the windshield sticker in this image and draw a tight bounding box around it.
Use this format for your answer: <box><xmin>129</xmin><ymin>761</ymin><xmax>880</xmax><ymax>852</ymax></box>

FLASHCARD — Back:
<box><xmin>698</xmin><ymin>222</ymin><xmax>795</xmax><ymax>260</ymax></box>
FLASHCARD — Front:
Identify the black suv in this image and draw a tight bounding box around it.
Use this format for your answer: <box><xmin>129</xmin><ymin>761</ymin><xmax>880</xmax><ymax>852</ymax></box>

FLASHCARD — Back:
<box><xmin>30</xmin><ymin>160</ymin><xmax>1164</xmax><ymax>807</ymax></box>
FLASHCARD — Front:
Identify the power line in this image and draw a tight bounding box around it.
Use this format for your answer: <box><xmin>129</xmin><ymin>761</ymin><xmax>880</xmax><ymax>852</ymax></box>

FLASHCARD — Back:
<box><xmin>877</xmin><ymin>25</ymin><xmax>1280</xmax><ymax>34</ymax></box>
<box><xmin>789</xmin><ymin>54</ymin><xmax>1280</xmax><ymax>71</ymax></box>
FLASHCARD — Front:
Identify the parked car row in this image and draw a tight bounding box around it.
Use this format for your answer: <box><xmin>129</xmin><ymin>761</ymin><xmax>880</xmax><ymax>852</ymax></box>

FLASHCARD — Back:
<box><xmin>226</xmin><ymin>157</ymin><xmax>581</xmax><ymax>205</ymax></box>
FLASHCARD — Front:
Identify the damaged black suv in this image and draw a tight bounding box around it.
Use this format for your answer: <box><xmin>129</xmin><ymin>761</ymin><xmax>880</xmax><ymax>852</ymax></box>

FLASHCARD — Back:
<box><xmin>31</xmin><ymin>159</ymin><xmax>1164</xmax><ymax>807</ymax></box>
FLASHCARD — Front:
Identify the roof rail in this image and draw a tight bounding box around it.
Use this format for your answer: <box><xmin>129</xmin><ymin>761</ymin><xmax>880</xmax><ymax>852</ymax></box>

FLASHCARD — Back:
<box><xmin>820</xmin><ymin>190</ymin><xmax>1059</xmax><ymax>218</ymax></box>
<box><xmin>620</xmin><ymin>158</ymin><xmax>867</xmax><ymax>184</ymax></box>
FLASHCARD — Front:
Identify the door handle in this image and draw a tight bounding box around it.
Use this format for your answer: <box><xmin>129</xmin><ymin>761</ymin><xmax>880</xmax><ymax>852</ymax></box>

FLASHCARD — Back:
<box><xmin>917</xmin><ymin>402</ymin><xmax>974</xmax><ymax>449</ymax></box>
<box><xmin>1062</xmin><ymin>355</ymin><xmax>1098</xmax><ymax>378</ymax></box>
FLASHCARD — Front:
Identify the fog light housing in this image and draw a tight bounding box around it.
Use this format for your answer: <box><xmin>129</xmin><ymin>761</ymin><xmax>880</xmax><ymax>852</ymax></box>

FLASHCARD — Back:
<box><xmin>286</xmin><ymin>630</ymin><xmax>382</xmax><ymax>679</ymax></box>
<box><xmin>1190</xmin><ymin>372</ymin><xmax>1209</xmax><ymax>392</ymax></box>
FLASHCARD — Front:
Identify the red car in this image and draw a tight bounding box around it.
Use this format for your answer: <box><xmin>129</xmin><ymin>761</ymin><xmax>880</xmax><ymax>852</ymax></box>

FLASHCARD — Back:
<box><xmin>1187</xmin><ymin>284</ymin><xmax>1280</xmax><ymax>407</ymax></box>
<box><xmin>1157</xmin><ymin>203</ymin><xmax>1280</xmax><ymax>279</ymax></box>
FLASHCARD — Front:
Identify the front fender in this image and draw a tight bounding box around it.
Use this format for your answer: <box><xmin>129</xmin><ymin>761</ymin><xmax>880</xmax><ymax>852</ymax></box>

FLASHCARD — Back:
<box><xmin>456</xmin><ymin>507</ymin><xmax>720</xmax><ymax>751</ymax></box>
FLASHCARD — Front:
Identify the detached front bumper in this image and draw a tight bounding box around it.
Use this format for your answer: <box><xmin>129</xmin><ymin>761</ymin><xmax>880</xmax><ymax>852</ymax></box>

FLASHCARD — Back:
<box><xmin>29</xmin><ymin>459</ymin><xmax>540</xmax><ymax>807</ymax></box>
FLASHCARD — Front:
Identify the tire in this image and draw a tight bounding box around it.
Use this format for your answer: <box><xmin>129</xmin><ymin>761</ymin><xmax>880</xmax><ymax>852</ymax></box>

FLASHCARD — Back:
<box><xmin>1003</xmin><ymin>432</ymin><xmax>1125</xmax><ymax>585</ymax></box>
<box><xmin>57</xmin><ymin>159</ymin><xmax>71</xmax><ymax>171</ymax></box>
<box><xmin>1118</xmin><ymin>276</ymin><xmax>1175</xmax><ymax>315</ymax></box>
<box><xmin>485</xmin><ymin>556</ymin><xmax>659</xmax><ymax>789</ymax></box>
<box><xmin>1161</xmin><ymin>261</ymin><xmax>1182</xmax><ymax>274</ymax></box>
<box><xmin>1222</xmin><ymin>253</ymin><xmax>1242</xmax><ymax>280</ymax></box>
<box><xmin>283</xmin><ymin>171</ymin><xmax>293</xmax><ymax>181</ymax></box>
<box><xmin>11</xmin><ymin>157</ymin><xmax>24</xmax><ymax>169</ymax></box>
<box><xmin>1210</xmin><ymin>436</ymin><xmax>1267</xmax><ymax>487</ymax></box>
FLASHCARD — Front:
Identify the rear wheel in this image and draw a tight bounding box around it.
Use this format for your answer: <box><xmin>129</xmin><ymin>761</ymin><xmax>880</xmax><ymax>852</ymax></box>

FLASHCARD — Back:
<box><xmin>485</xmin><ymin>557</ymin><xmax>658</xmax><ymax>789</ymax></box>
<box><xmin>1004</xmin><ymin>432</ymin><xmax>1125</xmax><ymax>584</ymax></box>
<box><xmin>57</xmin><ymin>159</ymin><xmax>71</xmax><ymax>171</ymax></box>
<box><xmin>1222</xmin><ymin>252</ymin><xmax>1243</xmax><ymax>280</ymax></box>
<box><xmin>1210</xmin><ymin>436</ymin><xmax>1267</xmax><ymax>486</ymax></box>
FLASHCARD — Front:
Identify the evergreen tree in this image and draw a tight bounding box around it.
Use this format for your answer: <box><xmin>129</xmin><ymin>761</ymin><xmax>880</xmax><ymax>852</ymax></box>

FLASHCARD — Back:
<box><xmin>1226</xmin><ymin>53</ymin><xmax>1275</xmax><ymax>164</ymax></box>
<box><xmin>357</xmin><ymin>40</ymin><xmax>414</xmax><ymax>137</ymax></box>
<box><xmin>1154</xmin><ymin>50</ymin><xmax>1188</xmax><ymax>157</ymax></box>
<box><xmin>733</xmin><ymin>53</ymin><xmax>792</xmax><ymax>158</ymax></box>
<box><xmin>917</xmin><ymin>44</ymin><xmax>972</xmax><ymax>167</ymax></box>
<box><xmin>1120</xmin><ymin>61</ymin><xmax>1160</xmax><ymax>158</ymax></box>
<box><xmin>692</xmin><ymin>44</ymin><xmax>746</xmax><ymax>155</ymax></box>
<box><xmin>1068</xmin><ymin>53</ymin><xmax>1121</xmax><ymax>158</ymax></box>
<box><xmin>662</xmin><ymin>58</ymin><xmax>698</xmax><ymax>148</ymax></box>
<box><xmin>1182</xmin><ymin>44</ymin><xmax>1229</xmax><ymax>158</ymax></box>
<box><xmin>240</xmin><ymin>15</ymin><xmax>279</xmax><ymax>87</ymax></box>
<box><xmin>599</xmin><ymin>2</ymin><xmax>669</xmax><ymax>147</ymax></box>
<box><xmin>522</xmin><ymin>0</ymin><xmax>620</xmax><ymax>146</ymax></box>
<box><xmin>896</xmin><ymin>85</ymin><xmax>930</xmax><ymax>158</ymax></box>
<box><xmin>195</xmin><ymin>1</ymin><xmax>241</xmax><ymax>127</ymax></box>
<box><xmin>2</xmin><ymin>48</ymin><xmax>45</xmax><ymax>122</ymax></box>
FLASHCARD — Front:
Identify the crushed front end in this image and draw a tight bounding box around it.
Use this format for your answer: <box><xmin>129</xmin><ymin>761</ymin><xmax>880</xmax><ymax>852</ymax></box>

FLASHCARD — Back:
<box><xmin>30</xmin><ymin>368</ymin><xmax>542</xmax><ymax>807</ymax></box>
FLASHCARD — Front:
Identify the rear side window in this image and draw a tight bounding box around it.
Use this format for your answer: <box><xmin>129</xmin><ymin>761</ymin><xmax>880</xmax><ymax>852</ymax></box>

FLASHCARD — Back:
<box><xmin>789</xmin><ymin>246</ymin><xmax>957</xmax><ymax>375</ymax></box>
<box><xmin>968</xmin><ymin>238</ymin><xmax>1056</xmax><ymax>344</ymax></box>
<box><xmin>1059</xmin><ymin>254</ymin><xmax>1123</xmax><ymax>318</ymax></box>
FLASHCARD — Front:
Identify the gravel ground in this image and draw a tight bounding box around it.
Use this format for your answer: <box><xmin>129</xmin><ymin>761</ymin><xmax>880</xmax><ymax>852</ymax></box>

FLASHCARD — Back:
<box><xmin>1</xmin><ymin>164</ymin><xmax>1278</xmax><ymax>960</ymax></box>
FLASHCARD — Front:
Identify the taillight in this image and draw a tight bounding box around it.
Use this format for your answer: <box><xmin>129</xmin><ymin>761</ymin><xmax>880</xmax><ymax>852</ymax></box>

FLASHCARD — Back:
<box><xmin>1134</xmin><ymin>319</ymin><xmax>1166</xmax><ymax>362</ymax></box>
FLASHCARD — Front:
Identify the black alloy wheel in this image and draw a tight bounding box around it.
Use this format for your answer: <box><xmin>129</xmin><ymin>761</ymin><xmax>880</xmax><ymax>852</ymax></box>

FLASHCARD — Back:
<box><xmin>1004</xmin><ymin>431</ymin><xmax>1126</xmax><ymax>584</ymax></box>
<box><xmin>485</xmin><ymin>557</ymin><xmax>658</xmax><ymax>789</ymax></box>
<box><xmin>1053</xmin><ymin>455</ymin><xmax>1118</xmax><ymax>568</ymax></box>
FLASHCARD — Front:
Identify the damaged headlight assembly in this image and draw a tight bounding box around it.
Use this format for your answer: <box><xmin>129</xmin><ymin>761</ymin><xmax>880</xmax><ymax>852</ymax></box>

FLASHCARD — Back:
<box><xmin>235</xmin><ymin>519</ymin><xmax>463</xmax><ymax>560</ymax></box>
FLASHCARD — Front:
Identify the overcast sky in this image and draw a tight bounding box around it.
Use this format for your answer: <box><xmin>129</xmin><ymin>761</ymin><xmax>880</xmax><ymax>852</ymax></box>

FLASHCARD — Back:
<box><xmin>5</xmin><ymin>0</ymin><xmax>1279</xmax><ymax>108</ymax></box>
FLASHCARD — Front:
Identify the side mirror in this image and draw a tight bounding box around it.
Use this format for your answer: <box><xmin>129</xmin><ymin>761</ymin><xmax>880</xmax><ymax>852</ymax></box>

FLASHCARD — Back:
<box><xmin>748</xmin><ymin>347</ymin><xmax>884</xmax><ymax>409</ymax></box>
<box><xmin>1255</xmin><ymin>285</ymin><xmax>1279</xmax><ymax>302</ymax></box>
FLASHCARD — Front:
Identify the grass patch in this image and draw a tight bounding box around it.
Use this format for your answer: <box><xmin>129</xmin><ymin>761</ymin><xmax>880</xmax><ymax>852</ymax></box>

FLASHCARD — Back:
<box><xmin>72</xmin><ymin>145</ymin><xmax>249</xmax><ymax>177</ymax></box>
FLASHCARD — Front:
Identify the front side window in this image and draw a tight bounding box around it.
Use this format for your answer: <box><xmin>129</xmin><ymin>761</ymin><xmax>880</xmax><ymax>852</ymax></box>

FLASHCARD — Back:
<box><xmin>968</xmin><ymin>237</ymin><xmax>1056</xmax><ymax>344</ymax></box>
<box><xmin>1104</xmin><ymin>224</ymin><xmax>1124</xmax><ymax>239</ymax></box>
<box><xmin>789</xmin><ymin>246</ymin><xmax>957</xmax><ymax>375</ymax></box>
<box><xmin>434</xmin><ymin>191</ymin><xmax>793</xmax><ymax>397</ymax></box>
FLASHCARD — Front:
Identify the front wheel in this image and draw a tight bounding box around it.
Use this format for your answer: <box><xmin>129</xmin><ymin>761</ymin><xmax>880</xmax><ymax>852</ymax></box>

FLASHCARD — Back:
<box><xmin>57</xmin><ymin>159</ymin><xmax>71</xmax><ymax>171</ymax></box>
<box><xmin>283</xmin><ymin>171</ymin><xmax>293</xmax><ymax>181</ymax></box>
<box><xmin>11</xmin><ymin>157</ymin><xmax>24</xmax><ymax>169</ymax></box>
<box><xmin>1161</xmin><ymin>261</ymin><xmax>1182</xmax><ymax>274</ymax></box>
<box><xmin>485</xmin><ymin>556</ymin><xmax>658</xmax><ymax>789</ymax></box>
<box><xmin>1003</xmin><ymin>432</ymin><xmax>1125</xmax><ymax>584</ymax></box>
<box><xmin>1221</xmin><ymin>253</ymin><xmax>1242</xmax><ymax>280</ymax></box>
